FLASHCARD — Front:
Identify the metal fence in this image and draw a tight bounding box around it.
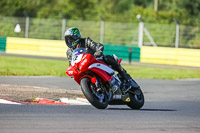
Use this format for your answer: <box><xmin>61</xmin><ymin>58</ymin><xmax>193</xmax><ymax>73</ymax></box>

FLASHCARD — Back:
<box><xmin>0</xmin><ymin>16</ymin><xmax>199</xmax><ymax>48</ymax></box>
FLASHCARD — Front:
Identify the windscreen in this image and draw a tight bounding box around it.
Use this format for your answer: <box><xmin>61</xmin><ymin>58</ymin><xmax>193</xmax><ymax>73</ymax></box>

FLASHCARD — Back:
<box><xmin>71</xmin><ymin>48</ymin><xmax>87</xmax><ymax>60</ymax></box>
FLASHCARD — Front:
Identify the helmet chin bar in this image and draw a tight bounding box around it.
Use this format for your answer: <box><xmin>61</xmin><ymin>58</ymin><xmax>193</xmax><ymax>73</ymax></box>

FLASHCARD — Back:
<box><xmin>65</xmin><ymin>36</ymin><xmax>81</xmax><ymax>48</ymax></box>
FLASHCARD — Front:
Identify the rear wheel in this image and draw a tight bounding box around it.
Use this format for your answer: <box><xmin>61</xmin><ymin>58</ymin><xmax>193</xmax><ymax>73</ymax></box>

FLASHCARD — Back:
<box><xmin>80</xmin><ymin>77</ymin><xmax>108</xmax><ymax>109</ymax></box>
<box><xmin>127</xmin><ymin>88</ymin><xmax>144</xmax><ymax>109</ymax></box>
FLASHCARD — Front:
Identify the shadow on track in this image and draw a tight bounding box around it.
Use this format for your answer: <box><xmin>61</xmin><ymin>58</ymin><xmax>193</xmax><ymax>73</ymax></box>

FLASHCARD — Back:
<box><xmin>140</xmin><ymin>108</ymin><xmax>177</xmax><ymax>111</ymax></box>
<box><xmin>107</xmin><ymin>108</ymin><xmax>177</xmax><ymax>111</ymax></box>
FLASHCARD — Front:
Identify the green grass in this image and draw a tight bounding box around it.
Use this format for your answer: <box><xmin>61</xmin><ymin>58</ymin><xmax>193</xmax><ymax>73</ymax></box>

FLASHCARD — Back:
<box><xmin>0</xmin><ymin>56</ymin><xmax>68</xmax><ymax>76</ymax></box>
<box><xmin>125</xmin><ymin>65</ymin><xmax>200</xmax><ymax>79</ymax></box>
<box><xmin>0</xmin><ymin>56</ymin><xmax>200</xmax><ymax>79</ymax></box>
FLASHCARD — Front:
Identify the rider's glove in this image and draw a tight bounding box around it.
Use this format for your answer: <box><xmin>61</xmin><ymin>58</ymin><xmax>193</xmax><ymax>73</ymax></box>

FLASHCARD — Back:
<box><xmin>94</xmin><ymin>51</ymin><xmax>103</xmax><ymax>58</ymax></box>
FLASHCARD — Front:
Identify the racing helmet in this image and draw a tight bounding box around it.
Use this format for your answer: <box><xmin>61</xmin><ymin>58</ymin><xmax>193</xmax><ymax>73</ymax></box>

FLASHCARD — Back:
<box><xmin>64</xmin><ymin>27</ymin><xmax>81</xmax><ymax>48</ymax></box>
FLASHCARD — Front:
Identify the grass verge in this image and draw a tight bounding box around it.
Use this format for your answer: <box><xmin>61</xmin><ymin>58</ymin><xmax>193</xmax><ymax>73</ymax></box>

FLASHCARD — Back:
<box><xmin>0</xmin><ymin>56</ymin><xmax>200</xmax><ymax>79</ymax></box>
<box><xmin>0</xmin><ymin>56</ymin><xmax>68</xmax><ymax>76</ymax></box>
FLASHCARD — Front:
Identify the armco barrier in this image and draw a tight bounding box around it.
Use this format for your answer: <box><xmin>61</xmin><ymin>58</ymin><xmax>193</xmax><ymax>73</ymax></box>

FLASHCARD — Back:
<box><xmin>104</xmin><ymin>44</ymin><xmax>140</xmax><ymax>62</ymax></box>
<box><xmin>6</xmin><ymin>37</ymin><xmax>66</xmax><ymax>57</ymax></box>
<box><xmin>140</xmin><ymin>46</ymin><xmax>200</xmax><ymax>67</ymax></box>
<box><xmin>0</xmin><ymin>37</ymin><xmax>6</xmax><ymax>52</ymax></box>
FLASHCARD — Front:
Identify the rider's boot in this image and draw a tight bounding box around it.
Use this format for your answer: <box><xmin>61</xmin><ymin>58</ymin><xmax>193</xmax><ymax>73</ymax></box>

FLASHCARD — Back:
<box><xmin>117</xmin><ymin>65</ymin><xmax>140</xmax><ymax>90</ymax></box>
<box><xmin>116</xmin><ymin>65</ymin><xmax>130</xmax><ymax>82</ymax></box>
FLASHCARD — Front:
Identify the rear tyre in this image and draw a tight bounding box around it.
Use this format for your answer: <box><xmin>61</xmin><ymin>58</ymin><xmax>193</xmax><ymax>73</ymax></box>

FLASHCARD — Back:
<box><xmin>127</xmin><ymin>88</ymin><xmax>144</xmax><ymax>109</ymax></box>
<box><xmin>81</xmin><ymin>77</ymin><xmax>108</xmax><ymax>109</ymax></box>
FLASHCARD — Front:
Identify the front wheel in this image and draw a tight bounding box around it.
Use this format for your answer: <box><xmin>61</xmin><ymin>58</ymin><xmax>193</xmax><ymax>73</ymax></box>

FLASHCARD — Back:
<box><xmin>127</xmin><ymin>88</ymin><xmax>145</xmax><ymax>109</ymax></box>
<box><xmin>80</xmin><ymin>77</ymin><xmax>108</xmax><ymax>109</ymax></box>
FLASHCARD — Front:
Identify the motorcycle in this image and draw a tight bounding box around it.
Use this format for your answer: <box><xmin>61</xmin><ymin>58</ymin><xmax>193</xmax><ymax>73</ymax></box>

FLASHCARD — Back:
<box><xmin>66</xmin><ymin>48</ymin><xmax>144</xmax><ymax>109</ymax></box>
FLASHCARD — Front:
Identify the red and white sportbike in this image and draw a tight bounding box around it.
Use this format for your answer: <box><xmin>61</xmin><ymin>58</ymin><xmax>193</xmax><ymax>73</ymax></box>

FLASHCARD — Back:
<box><xmin>66</xmin><ymin>48</ymin><xmax>144</xmax><ymax>109</ymax></box>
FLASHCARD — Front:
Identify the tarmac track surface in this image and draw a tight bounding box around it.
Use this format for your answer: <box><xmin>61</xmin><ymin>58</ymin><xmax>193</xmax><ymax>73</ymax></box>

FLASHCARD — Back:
<box><xmin>0</xmin><ymin>76</ymin><xmax>200</xmax><ymax>133</ymax></box>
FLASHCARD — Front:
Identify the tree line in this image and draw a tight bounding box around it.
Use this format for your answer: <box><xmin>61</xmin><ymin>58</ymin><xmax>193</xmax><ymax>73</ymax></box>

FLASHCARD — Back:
<box><xmin>0</xmin><ymin>0</ymin><xmax>200</xmax><ymax>25</ymax></box>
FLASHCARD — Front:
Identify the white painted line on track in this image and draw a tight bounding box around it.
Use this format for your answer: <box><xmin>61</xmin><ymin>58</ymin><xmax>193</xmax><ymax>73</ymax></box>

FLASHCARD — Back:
<box><xmin>176</xmin><ymin>78</ymin><xmax>200</xmax><ymax>81</ymax></box>
<box><xmin>0</xmin><ymin>98</ymin><xmax>90</xmax><ymax>106</ymax></box>
<box><xmin>60</xmin><ymin>98</ymin><xmax>90</xmax><ymax>105</ymax></box>
<box><xmin>0</xmin><ymin>99</ymin><xmax>22</xmax><ymax>105</ymax></box>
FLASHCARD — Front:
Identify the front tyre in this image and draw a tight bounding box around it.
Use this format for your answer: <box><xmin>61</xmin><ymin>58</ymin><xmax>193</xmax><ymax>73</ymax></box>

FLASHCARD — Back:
<box><xmin>80</xmin><ymin>77</ymin><xmax>108</xmax><ymax>109</ymax></box>
<box><xmin>127</xmin><ymin>88</ymin><xmax>144</xmax><ymax>109</ymax></box>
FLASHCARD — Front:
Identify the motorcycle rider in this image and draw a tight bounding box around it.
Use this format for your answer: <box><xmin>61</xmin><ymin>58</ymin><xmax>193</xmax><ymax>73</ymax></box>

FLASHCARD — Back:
<box><xmin>64</xmin><ymin>27</ymin><xmax>131</xmax><ymax>93</ymax></box>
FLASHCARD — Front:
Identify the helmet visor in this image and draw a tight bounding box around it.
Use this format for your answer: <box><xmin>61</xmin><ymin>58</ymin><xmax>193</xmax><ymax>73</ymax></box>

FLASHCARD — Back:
<box><xmin>65</xmin><ymin>37</ymin><xmax>76</xmax><ymax>48</ymax></box>
<box><xmin>66</xmin><ymin>37</ymin><xmax>76</xmax><ymax>44</ymax></box>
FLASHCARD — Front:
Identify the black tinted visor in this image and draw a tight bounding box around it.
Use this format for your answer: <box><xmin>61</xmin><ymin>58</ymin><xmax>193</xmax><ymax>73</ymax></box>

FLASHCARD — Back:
<box><xmin>65</xmin><ymin>37</ymin><xmax>76</xmax><ymax>44</ymax></box>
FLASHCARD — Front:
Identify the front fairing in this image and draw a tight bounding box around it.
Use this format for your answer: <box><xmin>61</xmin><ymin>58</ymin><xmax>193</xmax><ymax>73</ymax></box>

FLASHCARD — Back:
<box><xmin>66</xmin><ymin>64</ymin><xmax>82</xmax><ymax>85</ymax></box>
<box><xmin>66</xmin><ymin>65</ymin><xmax>78</xmax><ymax>77</ymax></box>
<box><xmin>66</xmin><ymin>48</ymin><xmax>91</xmax><ymax>84</ymax></box>
<box><xmin>71</xmin><ymin>48</ymin><xmax>87</xmax><ymax>66</ymax></box>
<box><xmin>71</xmin><ymin>48</ymin><xmax>97</xmax><ymax>72</ymax></box>
<box><xmin>79</xmin><ymin>54</ymin><xmax>96</xmax><ymax>72</ymax></box>
<box><xmin>66</xmin><ymin>48</ymin><xmax>111</xmax><ymax>85</ymax></box>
